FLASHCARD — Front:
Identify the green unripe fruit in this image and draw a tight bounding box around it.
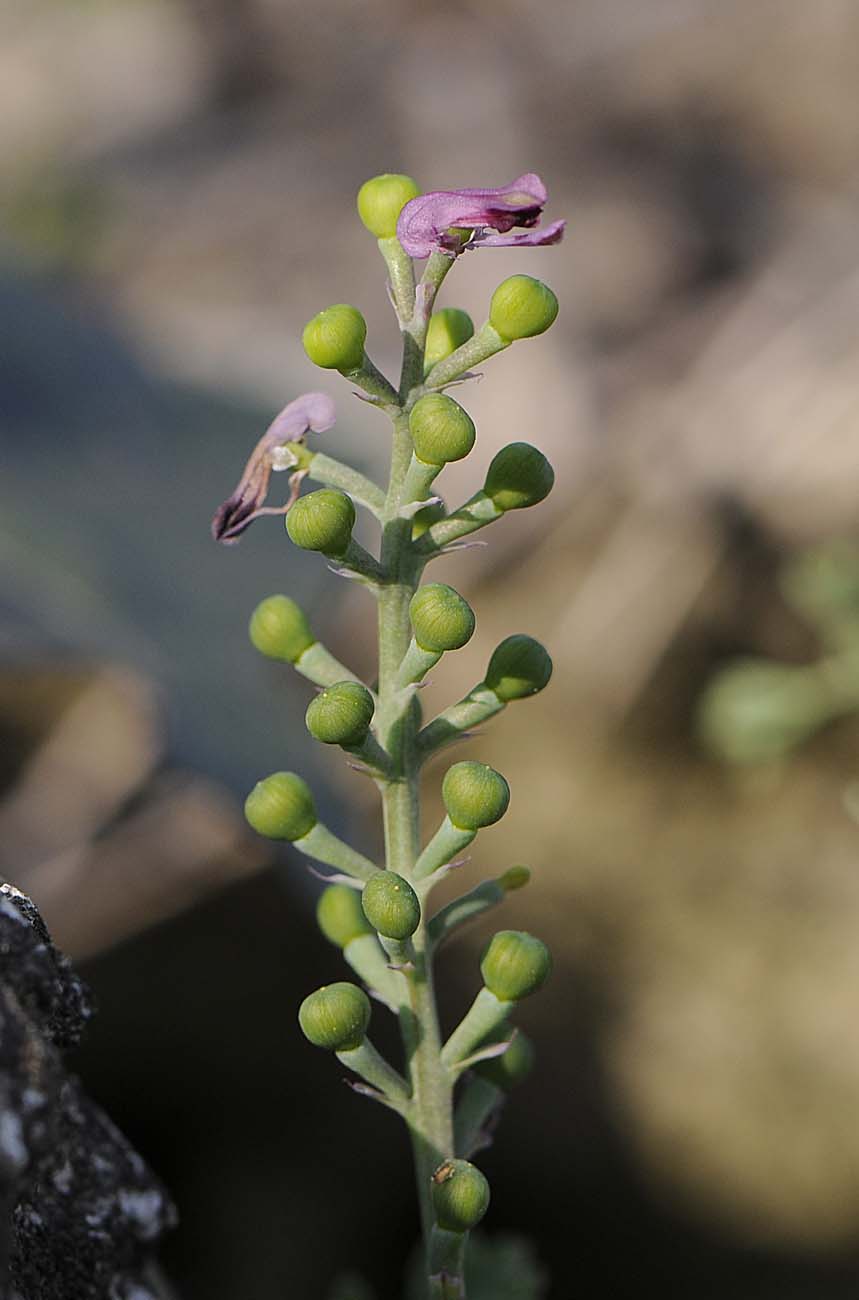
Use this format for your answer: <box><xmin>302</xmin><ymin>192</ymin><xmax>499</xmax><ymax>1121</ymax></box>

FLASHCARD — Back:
<box><xmin>411</xmin><ymin>499</ymin><xmax>447</xmax><ymax>540</ymax></box>
<box><xmin>286</xmin><ymin>489</ymin><xmax>356</xmax><ymax>557</ymax></box>
<box><xmin>442</xmin><ymin>761</ymin><xmax>510</xmax><ymax>831</ymax></box>
<box><xmin>361</xmin><ymin>870</ymin><xmax>421</xmax><ymax>940</ymax></box>
<box><xmin>410</xmin><ymin>583</ymin><xmax>475</xmax><ymax>653</ymax></box>
<box><xmin>298</xmin><ymin>982</ymin><xmax>371</xmax><ymax>1052</ymax></box>
<box><xmin>409</xmin><ymin>393</ymin><xmax>476</xmax><ymax>466</ymax></box>
<box><xmin>480</xmin><ymin>930</ymin><xmax>552</xmax><ymax>1001</ymax></box>
<box><xmin>489</xmin><ymin>274</ymin><xmax>559</xmax><ymax>341</ymax></box>
<box><xmin>486</xmin><ymin>635</ymin><xmax>553</xmax><ymax>701</ymax></box>
<box><xmin>244</xmin><ymin>771</ymin><xmax>316</xmax><ymax>841</ymax></box>
<box><xmin>424</xmin><ymin>308</ymin><xmax>475</xmax><ymax>371</ymax></box>
<box><xmin>474</xmin><ymin>1032</ymin><xmax>535</xmax><ymax>1091</ymax></box>
<box><xmin>306</xmin><ymin>681</ymin><xmax>375</xmax><ymax>746</ymax></box>
<box><xmin>302</xmin><ymin>304</ymin><xmax>367</xmax><ymax>371</ymax></box>
<box><xmin>249</xmin><ymin>595</ymin><xmax>315</xmax><ymax>663</ymax></box>
<box><xmin>484</xmin><ymin>443</ymin><xmax>554</xmax><ymax>512</ymax></box>
<box><xmin>499</xmin><ymin>865</ymin><xmax>531</xmax><ymax>892</ymax></box>
<box><xmin>432</xmin><ymin>1159</ymin><xmax>490</xmax><ymax>1233</ymax></box>
<box><xmin>357</xmin><ymin>173</ymin><xmax>420</xmax><ymax>238</ymax></box>
<box><xmin>316</xmin><ymin>884</ymin><xmax>374</xmax><ymax>948</ymax></box>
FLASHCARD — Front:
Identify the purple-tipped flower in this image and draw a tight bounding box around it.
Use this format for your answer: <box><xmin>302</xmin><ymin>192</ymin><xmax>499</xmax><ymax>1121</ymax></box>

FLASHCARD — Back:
<box><xmin>396</xmin><ymin>174</ymin><xmax>565</xmax><ymax>260</ymax></box>
<box><xmin>212</xmin><ymin>392</ymin><xmax>335</xmax><ymax>543</ymax></box>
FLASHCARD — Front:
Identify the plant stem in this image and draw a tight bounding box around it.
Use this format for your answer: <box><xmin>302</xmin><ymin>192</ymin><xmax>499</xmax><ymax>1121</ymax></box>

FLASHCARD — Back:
<box><xmin>377</xmin><ymin>395</ymin><xmax>458</xmax><ymax>1292</ymax></box>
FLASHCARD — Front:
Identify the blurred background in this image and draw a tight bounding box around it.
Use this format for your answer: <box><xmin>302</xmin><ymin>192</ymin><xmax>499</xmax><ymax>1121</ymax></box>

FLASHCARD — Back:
<box><xmin>4</xmin><ymin>0</ymin><xmax>859</xmax><ymax>1296</ymax></box>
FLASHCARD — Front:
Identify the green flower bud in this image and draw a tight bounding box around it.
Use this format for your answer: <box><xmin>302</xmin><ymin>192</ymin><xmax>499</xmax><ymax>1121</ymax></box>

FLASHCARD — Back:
<box><xmin>244</xmin><ymin>771</ymin><xmax>317</xmax><ymax>841</ymax></box>
<box><xmin>409</xmin><ymin>394</ymin><xmax>475</xmax><ymax>466</ymax></box>
<box><xmin>485</xmin><ymin>635</ymin><xmax>553</xmax><ymax>701</ymax></box>
<box><xmin>442</xmin><ymin>761</ymin><xmax>510</xmax><ymax>831</ymax></box>
<box><xmin>411</xmin><ymin>498</ymin><xmax>447</xmax><ymax>541</ymax></box>
<box><xmin>357</xmin><ymin>173</ymin><xmax>420</xmax><ymax>238</ymax></box>
<box><xmin>410</xmin><ymin>583</ymin><xmax>475</xmax><ymax>653</ymax></box>
<box><xmin>298</xmin><ymin>981</ymin><xmax>371</xmax><ymax>1052</ymax></box>
<box><xmin>480</xmin><ymin>930</ymin><xmax>552</xmax><ymax>1001</ymax></box>
<box><xmin>249</xmin><ymin>595</ymin><xmax>315</xmax><ymax>664</ymax></box>
<box><xmin>316</xmin><ymin>884</ymin><xmax>374</xmax><ymax>948</ymax></box>
<box><xmin>302</xmin><ymin>304</ymin><xmax>367</xmax><ymax>371</ymax></box>
<box><xmin>286</xmin><ymin>489</ymin><xmax>356</xmax><ymax>557</ymax></box>
<box><xmin>489</xmin><ymin>274</ymin><xmax>559</xmax><ymax>341</ymax></box>
<box><xmin>361</xmin><ymin>870</ymin><xmax>421</xmax><ymax>940</ymax></box>
<box><xmin>306</xmin><ymin>681</ymin><xmax>375</xmax><ymax>747</ymax></box>
<box><xmin>484</xmin><ymin>443</ymin><xmax>554</xmax><ymax>512</ymax></box>
<box><xmin>424</xmin><ymin>308</ymin><xmax>475</xmax><ymax>372</ymax></box>
<box><xmin>432</xmin><ymin>1159</ymin><xmax>490</xmax><ymax>1233</ymax></box>
<box><xmin>499</xmin><ymin>865</ymin><xmax>531</xmax><ymax>892</ymax></box>
<box><xmin>474</xmin><ymin>1032</ymin><xmax>535</xmax><ymax>1091</ymax></box>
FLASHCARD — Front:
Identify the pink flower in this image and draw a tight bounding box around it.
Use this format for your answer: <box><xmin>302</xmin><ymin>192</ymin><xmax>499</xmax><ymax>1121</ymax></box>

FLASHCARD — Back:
<box><xmin>397</xmin><ymin>174</ymin><xmax>565</xmax><ymax>260</ymax></box>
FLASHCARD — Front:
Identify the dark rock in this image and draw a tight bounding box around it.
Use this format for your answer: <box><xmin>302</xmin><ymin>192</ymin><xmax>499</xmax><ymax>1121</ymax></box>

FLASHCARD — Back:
<box><xmin>0</xmin><ymin>883</ymin><xmax>176</xmax><ymax>1299</ymax></box>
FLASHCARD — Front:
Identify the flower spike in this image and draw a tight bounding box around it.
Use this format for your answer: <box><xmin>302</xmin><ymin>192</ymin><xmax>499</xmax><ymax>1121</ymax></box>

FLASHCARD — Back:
<box><xmin>397</xmin><ymin>173</ymin><xmax>565</xmax><ymax>260</ymax></box>
<box><xmin>212</xmin><ymin>392</ymin><xmax>336</xmax><ymax>542</ymax></box>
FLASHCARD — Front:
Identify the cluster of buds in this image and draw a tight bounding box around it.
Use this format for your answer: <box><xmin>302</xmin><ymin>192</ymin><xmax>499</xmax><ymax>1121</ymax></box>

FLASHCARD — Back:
<box><xmin>215</xmin><ymin>169</ymin><xmax>562</xmax><ymax>1296</ymax></box>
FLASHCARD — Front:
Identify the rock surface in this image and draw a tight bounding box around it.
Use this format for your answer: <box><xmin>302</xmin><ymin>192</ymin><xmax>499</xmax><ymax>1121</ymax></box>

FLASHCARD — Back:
<box><xmin>0</xmin><ymin>882</ymin><xmax>176</xmax><ymax>1299</ymax></box>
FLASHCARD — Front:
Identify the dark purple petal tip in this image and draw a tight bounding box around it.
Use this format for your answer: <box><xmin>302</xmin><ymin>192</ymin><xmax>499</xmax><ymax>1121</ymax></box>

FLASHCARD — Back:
<box><xmin>396</xmin><ymin>173</ymin><xmax>564</xmax><ymax>259</ymax></box>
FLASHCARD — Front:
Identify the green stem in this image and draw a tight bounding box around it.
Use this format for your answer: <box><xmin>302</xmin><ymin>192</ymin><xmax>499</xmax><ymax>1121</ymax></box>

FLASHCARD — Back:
<box><xmin>376</xmin><ymin>398</ymin><xmax>457</xmax><ymax>1293</ymax></box>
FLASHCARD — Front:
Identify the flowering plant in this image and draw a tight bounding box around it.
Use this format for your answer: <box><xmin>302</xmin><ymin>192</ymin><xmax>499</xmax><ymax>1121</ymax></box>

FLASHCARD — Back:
<box><xmin>214</xmin><ymin>172</ymin><xmax>563</xmax><ymax>1299</ymax></box>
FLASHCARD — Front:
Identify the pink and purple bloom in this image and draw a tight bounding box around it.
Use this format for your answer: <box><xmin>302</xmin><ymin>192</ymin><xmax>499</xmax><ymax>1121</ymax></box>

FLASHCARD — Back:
<box><xmin>212</xmin><ymin>392</ymin><xmax>335</xmax><ymax>542</ymax></box>
<box><xmin>396</xmin><ymin>174</ymin><xmax>565</xmax><ymax>260</ymax></box>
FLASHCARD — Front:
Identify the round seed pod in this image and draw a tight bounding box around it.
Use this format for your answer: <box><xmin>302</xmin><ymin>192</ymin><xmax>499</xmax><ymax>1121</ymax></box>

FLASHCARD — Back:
<box><xmin>410</xmin><ymin>583</ymin><xmax>475</xmax><ymax>653</ymax></box>
<box><xmin>408</xmin><ymin>393</ymin><xmax>475</xmax><ymax>466</ymax></box>
<box><xmin>489</xmin><ymin>274</ymin><xmax>559</xmax><ymax>341</ymax></box>
<box><xmin>286</xmin><ymin>489</ymin><xmax>356</xmax><ymax>557</ymax></box>
<box><xmin>306</xmin><ymin>681</ymin><xmax>374</xmax><ymax>747</ymax></box>
<box><xmin>244</xmin><ymin>771</ymin><xmax>316</xmax><ymax>841</ymax></box>
<box><xmin>480</xmin><ymin>930</ymin><xmax>552</xmax><ymax>1001</ymax></box>
<box><xmin>249</xmin><ymin>595</ymin><xmax>315</xmax><ymax>663</ymax></box>
<box><xmin>432</xmin><ymin>1160</ymin><xmax>490</xmax><ymax>1233</ymax></box>
<box><xmin>424</xmin><ymin>307</ymin><xmax>475</xmax><ymax>371</ymax></box>
<box><xmin>474</xmin><ymin>1032</ymin><xmax>535</xmax><ymax>1091</ymax></box>
<box><xmin>442</xmin><ymin>761</ymin><xmax>510</xmax><ymax>831</ymax></box>
<box><xmin>484</xmin><ymin>443</ymin><xmax>554</xmax><ymax>512</ymax></box>
<box><xmin>316</xmin><ymin>884</ymin><xmax>374</xmax><ymax>948</ymax></box>
<box><xmin>411</xmin><ymin>498</ymin><xmax>447</xmax><ymax>541</ymax></box>
<box><xmin>302</xmin><ymin>304</ymin><xmax>367</xmax><ymax>371</ymax></box>
<box><xmin>357</xmin><ymin>173</ymin><xmax>420</xmax><ymax>238</ymax></box>
<box><xmin>361</xmin><ymin>870</ymin><xmax>421</xmax><ymax>940</ymax></box>
<box><xmin>298</xmin><ymin>982</ymin><xmax>371</xmax><ymax>1052</ymax></box>
<box><xmin>486</xmin><ymin>635</ymin><xmax>553</xmax><ymax>701</ymax></box>
<box><xmin>498</xmin><ymin>865</ymin><xmax>531</xmax><ymax>892</ymax></box>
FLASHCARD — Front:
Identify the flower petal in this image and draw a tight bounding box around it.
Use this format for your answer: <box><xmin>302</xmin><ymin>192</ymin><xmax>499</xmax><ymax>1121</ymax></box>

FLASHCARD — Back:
<box><xmin>397</xmin><ymin>173</ymin><xmax>560</xmax><ymax>259</ymax></box>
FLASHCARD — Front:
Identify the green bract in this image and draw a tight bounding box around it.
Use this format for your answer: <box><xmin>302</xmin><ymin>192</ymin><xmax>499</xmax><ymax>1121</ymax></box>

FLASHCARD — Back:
<box><xmin>484</xmin><ymin>443</ymin><xmax>554</xmax><ymax>511</ymax></box>
<box><xmin>306</xmin><ymin>681</ymin><xmax>375</xmax><ymax>746</ymax></box>
<box><xmin>474</xmin><ymin>1032</ymin><xmax>535</xmax><ymax>1091</ymax></box>
<box><xmin>486</xmin><ymin>634</ymin><xmax>553</xmax><ymax>700</ymax></box>
<box><xmin>489</xmin><ymin>274</ymin><xmax>559</xmax><ymax>341</ymax></box>
<box><xmin>357</xmin><ymin>173</ymin><xmax>420</xmax><ymax>238</ymax></box>
<box><xmin>362</xmin><ymin>870</ymin><xmax>421</xmax><ymax>940</ymax></box>
<box><xmin>286</xmin><ymin>489</ymin><xmax>356</xmax><ymax>556</ymax></box>
<box><xmin>244</xmin><ymin>771</ymin><xmax>316</xmax><ymax>841</ymax></box>
<box><xmin>299</xmin><ymin>982</ymin><xmax>371</xmax><ymax>1051</ymax></box>
<box><xmin>480</xmin><ymin>930</ymin><xmax>552</xmax><ymax>1001</ymax></box>
<box><xmin>432</xmin><ymin>1160</ymin><xmax>490</xmax><ymax>1233</ymax></box>
<box><xmin>424</xmin><ymin>308</ymin><xmax>475</xmax><ymax>372</ymax></box>
<box><xmin>249</xmin><ymin>594</ymin><xmax>315</xmax><ymax>664</ymax></box>
<box><xmin>302</xmin><ymin>304</ymin><xmax>367</xmax><ymax>371</ymax></box>
<box><xmin>408</xmin><ymin>393</ymin><xmax>475</xmax><ymax>466</ymax></box>
<box><xmin>410</xmin><ymin>583</ymin><xmax>475</xmax><ymax>653</ymax></box>
<box><xmin>442</xmin><ymin>761</ymin><xmax>510</xmax><ymax>831</ymax></box>
<box><xmin>316</xmin><ymin>884</ymin><xmax>374</xmax><ymax>948</ymax></box>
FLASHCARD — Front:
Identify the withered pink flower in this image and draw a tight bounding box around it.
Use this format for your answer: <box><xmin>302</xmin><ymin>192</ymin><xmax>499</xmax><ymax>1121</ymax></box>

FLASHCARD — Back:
<box><xmin>212</xmin><ymin>392</ymin><xmax>335</xmax><ymax>542</ymax></box>
<box><xmin>397</xmin><ymin>173</ymin><xmax>565</xmax><ymax>260</ymax></box>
